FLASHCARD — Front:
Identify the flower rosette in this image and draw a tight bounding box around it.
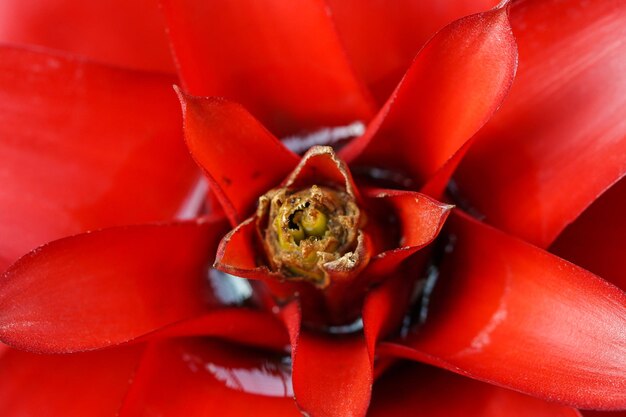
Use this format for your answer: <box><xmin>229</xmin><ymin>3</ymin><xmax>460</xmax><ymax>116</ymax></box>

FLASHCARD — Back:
<box><xmin>0</xmin><ymin>1</ymin><xmax>625</xmax><ymax>417</ymax></box>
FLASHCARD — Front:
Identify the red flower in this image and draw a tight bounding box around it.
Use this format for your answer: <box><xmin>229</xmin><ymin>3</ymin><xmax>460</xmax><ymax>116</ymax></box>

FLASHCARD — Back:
<box><xmin>0</xmin><ymin>1</ymin><xmax>625</xmax><ymax>417</ymax></box>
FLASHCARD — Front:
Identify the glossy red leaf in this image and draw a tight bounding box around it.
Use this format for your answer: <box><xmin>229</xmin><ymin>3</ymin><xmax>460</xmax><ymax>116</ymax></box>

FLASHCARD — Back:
<box><xmin>119</xmin><ymin>339</ymin><xmax>300</xmax><ymax>417</ymax></box>
<box><xmin>281</xmin><ymin>302</ymin><xmax>372</xmax><ymax>417</ymax></box>
<box><xmin>0</xmin><ymin>218</ymin><xmax>228</xmax><ymax>353</ymax></box>
<box><xmin>382</xmin><ymin>212</ymin><xmax>626</xmax><ymax>409</ymax></box>
<box><xmin>0</xmin><ymin>0</ymin><xmax>174</xmax><ymax>72</ymax></box>
<box><xmin>161</xmin><ymin>0</ymin><xmax>375</xmax><ymax>136</ymax></box>
<box><xmin>0</xmin><ymin>46</ymin><xmax>200</xmax><ymax>270</ymax></box>
<box><xmin>0</xmin><ymin>346</ymin><xmax>143</xmax><ymax>417</ymax></box>
<box><xmin>369</xmin><ymin>362</ymin><xmax>582</xmax><ymax>417</ymax></box>
<box><xmin>327</xmin><ymin>0</ymin><xmax>500</xmax><ymax>103</ymax></box>
<box><xmin>455</xmin><ymin>0</ymin><xmax>626</xmax><ymax>248</ymax></box>
<box><xmin>178</xmin><ymin>91</ymin><xmax>300</xmax><ymax>224</ymax></box>
<box><xmin>143</xmin><ymin>308</ymin><xmax>289</xmax><ymax>353</ymax></box>
<box><xmin>341</xmin><ymin>6</ymin><xmax>517</xmax><ymax>186</ymax></box>
<box><xmin>294</xmin><ymin>333</ymin><xmax>372</xmax><ymax>417</ymax></box>
<box><xmin>551</xmin><ymin>177</ymin><xmax>626</xmax><ymax>291</ymax></box>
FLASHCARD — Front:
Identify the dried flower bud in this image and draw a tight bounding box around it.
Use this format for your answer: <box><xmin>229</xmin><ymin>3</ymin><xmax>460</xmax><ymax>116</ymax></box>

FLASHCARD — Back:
<box><xmin>260</xmin><ymin>184</ymin><xmax>361</xmax><ymax>287</ymax></box>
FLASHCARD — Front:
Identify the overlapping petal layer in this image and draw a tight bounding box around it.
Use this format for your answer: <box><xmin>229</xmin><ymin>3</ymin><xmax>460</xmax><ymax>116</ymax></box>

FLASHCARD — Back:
<box><xmin>0</xmin><ymin>218</ymin><xmax>228</xmax><ymax>353</ymax></box>
<box><xmin>364</xmin><ymin>189</ymin><xmax>452</xmax><ymax>276</ymax></box>
<box><xmin>382</xmin><ymin>212</ymin><xmax>626</xmax><ymax>409</ymax></box>
<box><xmin>0</xmin><ymin>0</ymin><xmax>174</xmax><ymax>72</ymax></box>
<box><xmin>214</xmin><ymin>154</ymin><xmax>451</xmax><ymax>327</ymax></box>
<box><xmin>456</xmin><ymin>0</ymin><xmax>626</xmax><ymax>247</ymax></box>
<box><xmin>551</xmin><ymin>177</ymin><xmax>626</xmax><ymax>291</ymax></box>
<box><xmin>214</xmin><ymin>218</ymin><xmax>267</xmax><ymax>281</ymax></box>
<box><xmin>292</xmin><ymin>332</ymin><xmax>371</xmax><ymax>417</ymax></box>
<box><xmin>327</xmin><ymin>0</ymin><xmax>500</xmax><ymax>103</ymax></box>
<box><xmin>0</xmin><ymin>1</ymin><xmax>623</xmax><ymax>416</ymax></box>
<box><xmin>161</xmin><ymin>0</ymin><xmax>375</xmax><ymax>136</ymax></box>
<box><xmin>119</xmin><ymin>339</ymin><xmax>300</xmax><ymax>417</ymax></box>
<box><xmin>363</xmin><ymin>270</ymin><xmax>415</xmax><ymax>363</ymax></box>
<box><xmin>368</xmin><ymin>362</ymin><xmax>582</xmax><ymax>417</ymax></box>
<box><xmin>281</xmin><ymin>302</ymin><xmax>372</xmax><ymax>417</ymax></box>
<box><xmin>0</xmin><ymin>346</ymin><xmax>143</xmax><ymax>417</ymax></box>
<box><xmin>341</xmin><ymin>6</ymin><xmax>517</xmax><ymax>186</ymax></box>
<box><xmin>137</xmin><ymin>308</ymin><xmax>289</xmax><ymax>353</ymax></box>
<box><xmin>178</xmin><ymin>92</ymin><xmax>299</xmax><ymax>224</ymax></box>
<box><xmin>0</xmin><ymin>46</ymin><xmax>200</xmax><ymax>270</ymax></box>
<box><xmin>361</xmin><ymin>190</ymin><xmax>453</xmax><ymax>355</ymax></box>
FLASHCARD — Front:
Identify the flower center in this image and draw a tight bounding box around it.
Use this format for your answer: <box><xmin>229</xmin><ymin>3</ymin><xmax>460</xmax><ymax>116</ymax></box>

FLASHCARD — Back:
<box><xmin>261</xmin><ymin>185</ymin><xmax>360</xmax><ymax>285</ymax></box>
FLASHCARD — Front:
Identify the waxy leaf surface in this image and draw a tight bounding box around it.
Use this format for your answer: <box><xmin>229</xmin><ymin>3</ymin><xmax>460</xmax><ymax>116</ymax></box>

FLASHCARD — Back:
<box><xmin>0</xmin><ymin>219</ymin><xmax>227</xmax><ymax>353</ymax></box>
<box><xmin>0</xmin><ymin>47</ymin><xmax>199</xmax><ymax>270</ymax></box>
<box><xmin>456</xmin><ymin>0</ymin><xmax>626</xmax><ymax>247</ymax></box>
<box><xmin>382</xmin><ymin>212</ymin><xmax>626</xmax><ymax>409</ymax></box>
<box><xmin>162</xmin><ymin>0</ymin><xmax>375</xmax><ymax>136</ymax></box>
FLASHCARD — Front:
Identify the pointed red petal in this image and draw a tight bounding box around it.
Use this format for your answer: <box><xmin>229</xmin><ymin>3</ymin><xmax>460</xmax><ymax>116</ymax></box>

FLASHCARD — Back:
<box><xmin>178</xmin><ymin>91</ymin><xmax>300</xmax><ymax>224</ymax></box>
<box><xmin>327</xmin><ymin>0</ymin><xmax>500</xmax><ymax>103</ymax></box>
<box><xmin>280</xmin><ymin>302</ymin><xmax>372</xmax><ymax>417</ymax></box>
<box><xmin>0</xmin><ymin>346</ymin><xmax>143</xmax><ymax>417</ymax></box>
<box><xmin>341</xmin><ymin>6</ymin><xmax>517</xmax><ymax>185</ymax></box>
<box><xmin>161</xmin><ymin>0</ymin><xmax>375</xmax><ymax>136</ymax></box>
<box><xmin>0</xmin><ymin>0</ymin><xmax>174</xmax><ymax>72</ymax></box>
<box><xmin>455</xmin><ymin>0</ymin><xmax>626</xmax><ymax>248</ymax></box>
<box><xmin>0</xmin><ymin>218</ymin><xmax>228</xmax><ymax>353</ymax></box>
<box><xmin>283</xmin><ymin>146</ymin><xmax>361</xmax><ymax>198</ymax></box>
<box><xmin>420</xmin><ymin>139</ymin><xmax>476</xmax><ymax>200</ymax></box>
<box><xmin>120</xmin><ymin>339</ymin><xmax>300</xmax><ymax>417</ymax></box>
<box><xmin>364</xmin><ymin>189</ymin><xmax>452</xmax><ymax>277</ymax></box>
<box><xmin>551</xmin><ymin>177</ymin><xmax>626</xmax><ymax>291</ymax></box>
<box><xmin>214</xmin><ymin>218</ymin><xmax>273</xmax><ymax>280</ymax></box>
<box><xmin>0</xmin><ymin>46</ymin><xmax>200</xmax><ymax>270</ymax></box>
<box><xmin>382</xmin><ymin>211</ymin><xmax>626</xmax><ymax>409</ymax></box>
<box><xmin>369</xmin><ymin>362</ymin><xmax>582</xmax><ymax>417</ymax></box>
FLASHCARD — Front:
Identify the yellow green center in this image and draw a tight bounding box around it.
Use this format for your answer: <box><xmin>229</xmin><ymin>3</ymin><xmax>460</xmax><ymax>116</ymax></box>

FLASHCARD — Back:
<box><xmin>261</xmin><ymin>185</ymin><xmax>360</xmax><ymax>285</ymax></box>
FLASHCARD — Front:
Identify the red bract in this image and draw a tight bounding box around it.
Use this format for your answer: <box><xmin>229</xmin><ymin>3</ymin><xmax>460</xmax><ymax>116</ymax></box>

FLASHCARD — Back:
<box><xmin>0</xmin><ymin>1</ymin><xmax>625</xmax><ymax>417</ymax></box>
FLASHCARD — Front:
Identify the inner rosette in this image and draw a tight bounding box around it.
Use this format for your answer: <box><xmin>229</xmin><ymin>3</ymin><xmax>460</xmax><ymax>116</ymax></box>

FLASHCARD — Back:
<box><xmin>256</xmin><ymin>146</ymin><xmax>369</xmax><ymax>288</ymax></box>
<box><xmin>260</xmin><ymin>183</ymin><xmax>363</xmax><ymax>286</ymax></box>
<box><xmin>214</xmin><ymin>145</ymin><xmax>452</xmax><ymax>326</ymax></box>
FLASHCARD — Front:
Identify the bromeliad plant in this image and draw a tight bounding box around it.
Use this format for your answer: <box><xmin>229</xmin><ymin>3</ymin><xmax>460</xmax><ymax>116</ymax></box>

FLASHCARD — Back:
<box><xmin>0</xmin><ymin>0</ymin><xmax>625</xmax><ymax>416</ymax></box>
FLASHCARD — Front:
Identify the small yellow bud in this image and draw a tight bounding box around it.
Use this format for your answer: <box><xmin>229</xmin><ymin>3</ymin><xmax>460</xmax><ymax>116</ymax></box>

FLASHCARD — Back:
<box><xmin>301</xmin><ymin>207</ymin><xmax>328</xmax><ymax>237</ymax></box>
